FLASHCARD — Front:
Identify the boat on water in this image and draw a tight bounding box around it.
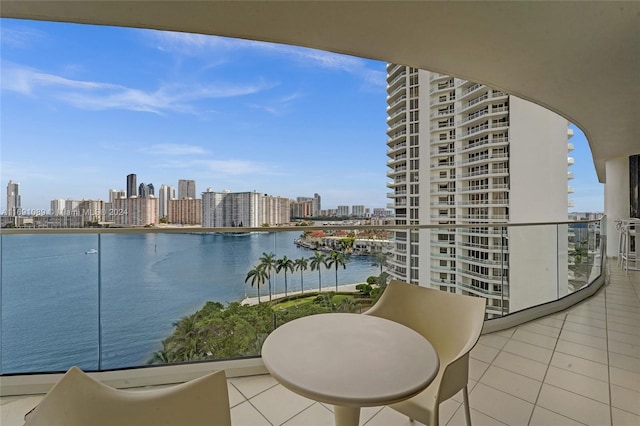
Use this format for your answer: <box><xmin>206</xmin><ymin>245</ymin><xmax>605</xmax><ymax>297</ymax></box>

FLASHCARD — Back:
<box><xmin>85</xmin><ymin>249</ymin><xmax>98</xmax><ymax>254</ymax></box>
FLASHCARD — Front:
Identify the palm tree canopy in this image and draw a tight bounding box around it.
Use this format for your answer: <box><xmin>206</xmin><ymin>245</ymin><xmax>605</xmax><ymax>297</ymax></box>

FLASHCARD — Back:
<box><xmin>245</xmin><ymin>264</ymin><xmax>267</xmax><ymax>288</ymax></box>
<box><xmin>259</xmin><ymin>252</ymin><xmax>276</xmax><ymax>270</ymax></box>
<box><xmin>276</xmin><ymin>256</ymin><xmax>294</xmax><ymax>273</ymax></box>
<box><xmin>294</xmin><ymin>257</ymin><xmax>308</xmax><ymax>270</ymax></box>
<box><xmin>327</xmin><ymin>250</ymin><xmax>348</xmax><ymax>269</ymax></box>
<box><xmin>309</xmin><ymin>251</ymin><xmax>327</xmax><ymax>270</ymax></box>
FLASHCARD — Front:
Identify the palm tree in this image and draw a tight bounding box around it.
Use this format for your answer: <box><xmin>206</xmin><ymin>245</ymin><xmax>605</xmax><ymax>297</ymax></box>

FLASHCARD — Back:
<box><xmin>259</xmin><ymin>252</ymin><xmax>276</xmax><ymax>301</ymax></box>
<box><xmin>294</xmin><ymin>257</ymin><xmax>309</xmax><ymax>294</ymax></box>
<box><xmin>245</xmin><ymin>263</ymin><xmax>268</xmax><ymax>303</ymax></box>
<box><xmin>372</xmin><ymin>252</ymin><xmax>388</xmax><ymax>274</ymax></box>
<box><xmin>309</xmin><ymin>251</ymin><xmax>327</xmax><ymax>293</ymax></box>
<box><xmin>275</xmin><ymin>256</ymin><xmax>294</xmax><ymax>297</ymax></box>
<box><xmin>326</xmin><ymin>250</ymin><xmax>348</xmax><ymax>291</ymax></box>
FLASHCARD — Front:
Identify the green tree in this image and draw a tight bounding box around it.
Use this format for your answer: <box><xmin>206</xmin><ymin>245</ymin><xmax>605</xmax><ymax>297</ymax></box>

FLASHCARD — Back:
<box><xmin>309</xmin><ymin>251</ymin><xmax>327</xmax><ymax>293</ymax></box>
<box><xmin>326</xmin><ymin>250</ymin><xmax>348</xmax><ymax>291</ymax></box>
<box><xmin>294</xmin><ymin>257</ymin><xmax>309</xmax><ymax>294</ymax></box>
<box><xmin>275</xmin><ymin>255</ymin><xmax>295</xmax><ymax>296</ymax></box>
<box><xmin>372</xmin><ymin>252</ymin><xmax>388</xmax><ymax>274</ymax></box>
<box><xmin>171</xmin><ymin>313</ymin><xmax>205</xmax><ymax>360</ymax></box>
<box><xmin>339</xmin><ymin>237</ymin><xmax>355</xmax><ymax>253</ymax></box>
<box><xmin>245</xmin><ymin>263</ymin><xmax>268</xmax><ymax>303</ymax></box>
<box><xmin>259</xmin><ymin>252</ymin><xmax>277</xmax><ymax>301</ymax></box>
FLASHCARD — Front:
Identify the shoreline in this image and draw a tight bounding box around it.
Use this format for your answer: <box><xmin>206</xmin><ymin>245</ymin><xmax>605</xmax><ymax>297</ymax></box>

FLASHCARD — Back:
<box><xmin>240</xmin><ymin>282</ymin><xmax>364</xmax><ymax>306</ymax></box>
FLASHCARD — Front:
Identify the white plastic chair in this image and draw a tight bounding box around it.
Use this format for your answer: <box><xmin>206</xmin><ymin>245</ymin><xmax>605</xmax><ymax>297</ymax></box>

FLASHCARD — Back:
<box><xmin>23</xmin><ymin>366</ymin><xmax>231</xmax><ymax>426</ymax></box>
<box><xmin>365</xmin><ymin>280</ymin><xmax>486</xmax><ymax>426</ymax></box>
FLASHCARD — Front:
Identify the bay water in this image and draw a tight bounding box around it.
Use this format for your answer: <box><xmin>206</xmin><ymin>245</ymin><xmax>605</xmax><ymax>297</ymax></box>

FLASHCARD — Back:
<box><xmin>0</xmin><ymin>232</ymin><xmax>377</xmax><ymax>374</ymax></box>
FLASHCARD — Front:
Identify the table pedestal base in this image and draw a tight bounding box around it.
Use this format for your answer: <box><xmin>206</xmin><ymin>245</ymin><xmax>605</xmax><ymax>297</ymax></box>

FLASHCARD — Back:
<box><xmin>334</xmin><ymin>405</ymin><xmax>360</xmax><ymax>426</ymax></box>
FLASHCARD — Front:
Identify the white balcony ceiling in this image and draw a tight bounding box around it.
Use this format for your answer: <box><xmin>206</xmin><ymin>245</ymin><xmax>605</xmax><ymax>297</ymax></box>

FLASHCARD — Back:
<box><xmin>2</xmin><ymin>1</ymin><xmax>639</xmax><ymax>180</ymax></box>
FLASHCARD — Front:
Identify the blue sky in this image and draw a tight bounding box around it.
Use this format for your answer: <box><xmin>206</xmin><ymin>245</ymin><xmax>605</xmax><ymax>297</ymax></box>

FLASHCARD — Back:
<box><xmin>1</xmin><ymin>19</ymin><xmax>603</xmax><ymax>213</ymax></box>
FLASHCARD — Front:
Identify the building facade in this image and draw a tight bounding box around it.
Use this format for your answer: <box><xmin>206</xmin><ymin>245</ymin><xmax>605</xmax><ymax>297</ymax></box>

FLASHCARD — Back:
<box><xmin>158</xmin><ymin>184</ymin><xmax>175</xmax><ymax>219</ymax></box>
<box><xmin>113</xmin><ymin>196</ymin><xmax>158</xmax><ymax>226</ymax></box>
<box><xmin>126</xmin><ymin>174</ymin><xmax>137</xmax><ymax>198</ymax></box>
<box><xmin>259</xmin><ymin>194</ymin><xmax>290</xmax><ymax>226</ymax></box>
<box><xmin>385</xmin><ymin>66</ymin><xmax>570</xmax><ymax>318</ymax></box>
<box><xmin>6</xmin><ymin>180</ymin><xmax>20</xmax><ymax>216</ymax></box>
<box><xmin>167</xmin><ymin>198</ymin><xmax>202</xmax><ymax>225</ymax></box>
<box><xmin>202</xmin><ymin>190</ymin><xmax>290</xmax><ymax>228</ymax></box>
<box><xmin>178</xmin><ymin>179</ymin><xmax>196</xmax><ymax>199</ymax></box>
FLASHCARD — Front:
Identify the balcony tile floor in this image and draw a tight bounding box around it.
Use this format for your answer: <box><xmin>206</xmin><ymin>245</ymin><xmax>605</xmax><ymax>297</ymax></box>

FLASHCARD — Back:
<box><xmin>2</xmin><ymin>264</ymin><xmax>638</xmax><ymax>425</ymax></box>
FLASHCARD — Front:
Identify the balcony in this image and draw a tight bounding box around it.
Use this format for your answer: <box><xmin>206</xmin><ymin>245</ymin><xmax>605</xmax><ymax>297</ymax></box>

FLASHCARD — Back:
<box><xmin>0</xmin><ymin>2</ymin><xmax>637</xmax><ymax>424</ymax></box>
<box><xmin>3</xmin><ymin>263</ymin><xmax>635</xmax><ymax>426</ymax></box>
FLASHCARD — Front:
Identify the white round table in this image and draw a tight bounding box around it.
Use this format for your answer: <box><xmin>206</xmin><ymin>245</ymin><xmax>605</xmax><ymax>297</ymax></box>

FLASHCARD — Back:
<box><xmin>261</xmin><ymin>313</ymin><xmax>439</xmax><ymax>426</ymax></box>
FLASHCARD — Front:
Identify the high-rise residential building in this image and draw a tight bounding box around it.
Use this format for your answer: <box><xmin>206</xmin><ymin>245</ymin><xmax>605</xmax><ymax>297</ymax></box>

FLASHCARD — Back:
<box><xmin>178</xmin><ymin>179</ymin><xmax>196</xmax><ymax>199</ymax></box>
<box><xmin>50</xmin><ymin>198</ymin><xmax>65</xmax><ymax>216</ymax></box>
<box><xmin>385</xmin><ymin>66</ymin><xmax>570</xmax><ymax>318</ymax></box>
<box><xmin>259</xmin><ymin>194</ymin><xmax>291</xmax><ymax>226</ymax></box>
<box><xmin>291</xmin><ymin>199</ymin><xmax>313</xmax><ymax>218</ymax></box>
<box><xmin>78</xmin><ymin>199</ymin><xmax>104</xmax><ymax>223</ymax></box>
<box><xmin>6</xmin><ymin>180</ymin><xmax>21</xmax><ymax>216</ymax></box>
<box><xmin>352</xmin><ymin>205</ymin><xmax>365</xmax><ymax>217</ymax></box>
<box><xmin>138</xmin><ymin>183</ymin><xmax>154</xmax><ymax>198</ymax></box>
<box><xmin>202</xmin><ymin>190</ymin><xmax>260</xmax><ymax>228</ymax></box>
<box><xmin>168</xmin><ymin>198</ymin><xmax>201</xmax><ymax>225</ymax></box>
<box><xmin>337</xmin><ymin>205</ymin><xmax>349</xmax><ymax>217</ymax></box>
<box><xmin>64</xmin><ymin>199</ymin><xmax>79</xmax><ymax>216</ymax></box>
<box><xmin>158</xmin><ymin>184</ymin><xmax>176</xmax><ymax>219</ymax></box>
<box><xmin>202</xmin><ymin>190</ymin><xmax>290</xmax><ymax>227</ymax></box>
<box><xmin>126</xmin><ymin>174</ymin><xmax>137</xmax><ymax>198</ymax></box>
<box><xmin>313</xmin><ymin>193</ymin><xmax>321</xmax><ymax>216</ymax></box>
<box><xmin>113</xmin><ymin>196</ymin><xmax>158</xmax><ymax>226</ymax></box>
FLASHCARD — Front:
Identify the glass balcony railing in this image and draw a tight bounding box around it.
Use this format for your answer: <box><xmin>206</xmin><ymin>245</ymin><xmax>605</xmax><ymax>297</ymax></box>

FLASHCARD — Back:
<box><xmin>0</xmin><ymin>219</ymin><xmax>604</xmax><ymax>375</ymax></box>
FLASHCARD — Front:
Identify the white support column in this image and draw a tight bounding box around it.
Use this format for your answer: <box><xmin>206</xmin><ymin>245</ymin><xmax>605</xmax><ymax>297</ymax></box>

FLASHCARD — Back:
<box><xmin>605</xmin><ymin>156</ymin><xmax>630</xmax><ymax>257</ymax></box>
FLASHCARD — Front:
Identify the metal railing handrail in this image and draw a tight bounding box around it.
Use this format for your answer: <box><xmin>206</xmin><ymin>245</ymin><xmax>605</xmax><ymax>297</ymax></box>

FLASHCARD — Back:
<box><xmin>0</xmin><ymin>219</ymin><xmax>599</xmax><ymax>235</ymax></box>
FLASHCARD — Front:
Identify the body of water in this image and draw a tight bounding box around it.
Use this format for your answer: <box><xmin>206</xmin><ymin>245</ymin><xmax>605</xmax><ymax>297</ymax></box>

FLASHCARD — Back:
<box><xmin>0</xmin><ymin>232</ymin><xmax>377</xmax><ymax>374</ymax></box>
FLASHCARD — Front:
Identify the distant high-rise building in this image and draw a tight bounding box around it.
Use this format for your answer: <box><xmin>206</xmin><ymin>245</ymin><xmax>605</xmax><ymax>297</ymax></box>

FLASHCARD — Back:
<box><xmin>313</xmin><ymin>193</ymin><xmax>321</xmax><ymax>216</ymax></box>
<box><xmin>138</xmin><ymin>183</ymin><xmax>154</xmax><ymax>198</ymax></box>
<box><xmin>178</xmin><ymin>179</ymin><xmax>196</xmax><ymax>199</ymax></box>
<box><xmin>114</xmin><ymin>197</ymin><xmax>158</xmax><ymax>226</ymax></box>
<box><xmin>64</xmin><ymin>199</ymin><xmax>79</xmax><ymax>216</ymax></box>
<box><xmin>126</xmin><ymin>174</ymin><xmax>137</xmax><ymax>198</ymax></box>
<box><xmin>260</xmin><ymin>195</ymin><xmax>291</xmax><ymax>226</ymax></box>
<box><xmin>158</xmin><ymin>184</ymin><xmax>176</xmax><ymax>219</ymax></box>
<box><xmin>352</xmin><ymin>205</ymin><xmax>365</xmax><ymax>217</ymax></box>
<box><xmin>168</xmin><ymin>198</ymin><xmax>201</xmax><ymax>225</ymax></box>
<box><xmin>78</xmin><ymin>199</ymin><xmax>104</xmax><ymax>223</ymax></box>
<box><xmin>385</xmin><ymin>65</ymin><xmax>570</xmax><ymax>317</ymax></box>
<box><xmin>202</xmin><ymin>190</ymin><xmax>260</xmax><ymax>228</ymax></box>
<box><xmin>202</xmin><ymin>190</ymin><xmax>289</xmax><ymax>227</ymax></box>
<box><xmin>109</xmin><ymin>189</ymin><xmax>126</xmax><ymax>203</ymax></box>
<box><xmin>337</xmin><ymin>205</ymin><xmax>350</xmax><ymax>216</ymax></box>
<box><xmin>6</xmin><ymin>180</ymin><xmax>21</xmax><ymax>216</ymax></box>
<box><xmin>291</xmin><ymin>200</ymin><xmax>313</xmax><ymax>218</ymax></box>
<box><xmin>50</xmin><ymin>198</ymin><xmax>65</xmax><ymax>216</ymax></box>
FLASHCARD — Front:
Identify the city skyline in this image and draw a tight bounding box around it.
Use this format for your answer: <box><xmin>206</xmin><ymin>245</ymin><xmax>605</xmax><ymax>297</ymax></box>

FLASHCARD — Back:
<box><xmin>1</xmin><ymin>19</ymin><xmax>602</xmax><ymax>212</ymax></box>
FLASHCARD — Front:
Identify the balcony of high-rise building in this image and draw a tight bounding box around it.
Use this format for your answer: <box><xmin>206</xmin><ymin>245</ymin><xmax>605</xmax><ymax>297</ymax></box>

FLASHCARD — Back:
<box><xmin>1</xmin><ymin>2</ymin><xmax>638</xmax><ymax>426</ymax></box>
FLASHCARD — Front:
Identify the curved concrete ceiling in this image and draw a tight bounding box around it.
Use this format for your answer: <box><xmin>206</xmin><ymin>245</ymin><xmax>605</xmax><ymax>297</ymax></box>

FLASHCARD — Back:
<box><xmin>3</xmin><ymin>1</ymin><xmax>639</xmax><ymax>181</ymax></box>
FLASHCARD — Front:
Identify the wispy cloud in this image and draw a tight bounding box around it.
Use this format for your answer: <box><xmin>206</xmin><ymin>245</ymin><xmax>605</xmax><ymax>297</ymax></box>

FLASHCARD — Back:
<box><xmin>156</xmin><ymin>158</ymin><xmax>273</xmax><ymax>176</ymax></box>
<box><xmin>0</xmin><ymin>27</ymin><xmax>46</xmax><ymax>48</ymax></box>
<box><xmin>149</xmin><ymin>31</ymin><xmax>385</xmax><ymax>87</ymax></box>
<box><xmin>1</xmin><ymin>62</ymin><xmax>273</xmax><ymax>114</ymax></box>
<box><xmin>248</xmin><ymin>91</ymin><xmax>303</xmax><ymax>115</ymax></box>
<box><xmin>147</xmin><ymin>144</ymin><xmax>208</xmax><ymax>156</ymax></box>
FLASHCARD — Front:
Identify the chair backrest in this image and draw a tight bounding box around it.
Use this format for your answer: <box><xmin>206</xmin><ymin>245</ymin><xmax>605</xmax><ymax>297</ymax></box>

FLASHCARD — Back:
<box><xmin>366</xmin><ymin>280</ymin><xmax>486</xmax><ymax>363</ymax></box>
<box><xmin>24</xmin><ymin>366</ymin><xmax>231</xmax><ymax>426</ymax></box>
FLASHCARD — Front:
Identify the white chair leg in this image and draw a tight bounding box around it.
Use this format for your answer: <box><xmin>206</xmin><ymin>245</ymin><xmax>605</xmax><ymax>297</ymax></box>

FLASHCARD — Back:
<box><xmin>463</xmin><ymin>385</ymin><xmax>472</xmax><ymax>426</ymax></box>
